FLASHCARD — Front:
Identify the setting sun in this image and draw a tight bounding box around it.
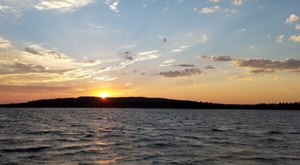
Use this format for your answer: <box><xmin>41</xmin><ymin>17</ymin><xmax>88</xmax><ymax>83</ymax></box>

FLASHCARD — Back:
<box><xmin>99</xmin><ymin>92</ymin><xmax>109</xmax><ymax>99</ymax></box>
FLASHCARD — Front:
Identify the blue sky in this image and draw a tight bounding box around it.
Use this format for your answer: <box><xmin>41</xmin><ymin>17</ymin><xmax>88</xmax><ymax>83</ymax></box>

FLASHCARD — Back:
<box><xmin>0</xmin><ymin>0</ymin><xmax>300</xmax><ymax>104</ymax></box>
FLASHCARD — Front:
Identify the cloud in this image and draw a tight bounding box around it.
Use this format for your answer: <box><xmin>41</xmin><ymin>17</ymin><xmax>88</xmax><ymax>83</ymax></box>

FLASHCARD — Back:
<box><xmin>94</xmin><ymin>75</ymin><xmax>118</xmax><ymax>81</ymax></box>
<box><xmin>0</xmin><ymin>36</ymin><xmax>102</xmax><ymax>85</ymax></box>
<box><xmin>289</xmin><ymin>35</ymin><xmax>300</xmax><ymax>42</ymax></box>
<box><xmin>285</xmin><ymin>14</ymin><xmax>299</xmax><ymax>24</ymax></box>
<box><xmin>0</xmin><ymin>61</ymin><xmax>73</xmax><ymax>75</ymax></box>
<box><xmin>208</xmin><ymin>0</ymin><xmax>221</xmax><ymax>3</ymax></box>
<box><xmin>157</xmin><ymin>68</ymin><xmax>201</xmax><ymax>78</ymax></box>
<box><xmin>99</xmin><ymin>50</ymin><xmax>160</xmax><ymax>72</ymax></box>
<box><xmin>0</xmin><ymin>5</ymin><xmax>10</xmax><ymax>12</ymax></box>
<box><xmin>230</xmin><ymin>75</ymin><xmax>256</xmax><ymax>81</ymax></box>
<box><xmin>118</xmin><ymin>51</ymin><xmax>133</xmax><ymax>60</ymax></box>
<box><xmin>205</xmin><ymin>65</ymin><xmax>215</xmax><ymax>69</ymax></box>
<box><xmin>0</xmin><ymin>37</ymin><xmax>11</xmax><ymax>48</ymax></box>
<box><xmin>0</xmin><ymin>5</ymin><xmax>16</xmax><ymax>15</ymax></box>
<box><xmin>23</xmin><ymin>45</ymin><xmax>71</xmax><ymax>60</ymax></box>
<box><xmin>171</xmin><ymin>45</ymin><xmax>190</xmax><ymax>52</ymax></box>
<box><xmin>296</xmin><ymin>24</ymin><xmax>300</xmax><ymax>31</ymax></box>
<box><xmin>199</xmin><ymin>54</ymin><xmax>300</xmax><ymax>74</ymax></box>
<box><xmin>0</xmin><ymin>1</ymin><xmax>32</xmax><ymax>17</ymax></box>
<box><xmin>200</xmin><ymin>6</ymin><xmax>219</xmax><ymax>14</ymax></box>
<box><xmin>230</xmin><ymin>75</ymin><xmax>281</xmax><ymax>81</ymax></box>
<box><xmin>235</xmin><ymin>58</ymin><xmax>300</xmax><ymax>73</ymax></box>
<box><xmin>135</xmin><ymin>50</ymin><xmax>160</xmax><ymax>60</ymax></box>
<box><xmin>202</xmin><ymin>34</ymin><xmax>208</xmax><ymax>43</ymax></box>
<box><xmin>35</xmin><ymin>0</ymin><xmax>93</xmax><ymax>12</ymax></box>
<box><xmin>249</xmin><ymin>69</ymin><xmax>275</xmax><ymax>74</ymax></box>
<box><xmin>275</xmin><ymin>34</ymin><xmax>284</xmax><ymax>43</ymax></box>
<box><xmin>160</xmin><ymin>59</ymin><xmax>176</xmax><ymax>67</ymax></box>
<box><xmin>105</xmin><ymin>0</ymin><xmax>120</xmax><ymax>13</ymax></box>
<box><xmin>177</xmin><ymin>64</ymin><xmax>195</xmax><ymax>67</ymax></box>
<box><xmin>199</xmin><ymin>55</ymin><xmax>233</xmax><ymax>61</ymax></box>
<box><xmin>232</xmin><ymin>0</ymin><xmax>243</xmax><ymax>6</ymax></box>
<box><xmin>0</xmin><ymin>84</ymin><xmax>71</xmax><ymax>92</ymax></box>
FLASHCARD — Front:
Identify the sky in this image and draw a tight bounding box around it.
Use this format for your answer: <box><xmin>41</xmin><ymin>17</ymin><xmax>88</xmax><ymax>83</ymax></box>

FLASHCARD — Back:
<box><xmin>0</xmin><ymin>0</ymin><xmax>300</xmax><ymax>104</ymax></box>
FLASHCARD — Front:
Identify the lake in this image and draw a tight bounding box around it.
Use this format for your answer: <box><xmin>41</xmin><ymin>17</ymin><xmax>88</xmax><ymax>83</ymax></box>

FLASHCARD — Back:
<box><xmin>0</xmin><ymin>108</ymin><xmax>299</xmax><ymax>164</ymax></box>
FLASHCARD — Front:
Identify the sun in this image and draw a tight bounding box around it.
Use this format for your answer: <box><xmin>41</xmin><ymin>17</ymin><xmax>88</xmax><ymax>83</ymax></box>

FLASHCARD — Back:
<box><xmin>98</xmin><ymin>92</ymin><xmax>109</xmax><ymax>99</ymax></box>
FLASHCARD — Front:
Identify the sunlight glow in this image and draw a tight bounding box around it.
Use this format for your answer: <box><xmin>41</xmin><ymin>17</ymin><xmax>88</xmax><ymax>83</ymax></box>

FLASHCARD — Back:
<box><xmin>99</xmin><ymin>92</ymin><xmax>109</xmax><ymax>99</ymax></box>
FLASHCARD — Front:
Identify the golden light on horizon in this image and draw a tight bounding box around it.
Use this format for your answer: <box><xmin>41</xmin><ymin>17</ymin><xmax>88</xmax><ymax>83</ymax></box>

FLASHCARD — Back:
<box><xmin>98</xmin><ymin>92</ymin><xmax>109</xmax><ymax>99</ymax></box>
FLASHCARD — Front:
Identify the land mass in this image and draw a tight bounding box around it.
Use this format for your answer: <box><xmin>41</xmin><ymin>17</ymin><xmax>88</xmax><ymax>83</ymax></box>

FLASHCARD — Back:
<box><xmin>0</xmin><ymin>96</ymin><xmax>299</xmax><ymax>110</ymax></box>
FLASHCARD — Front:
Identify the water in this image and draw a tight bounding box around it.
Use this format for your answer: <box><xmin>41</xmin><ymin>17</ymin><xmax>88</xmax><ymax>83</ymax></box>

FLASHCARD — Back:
<box><xmin>0</xmin><ymin>108</ymin><xmax>299</xmax><ymax>165</ymax></box>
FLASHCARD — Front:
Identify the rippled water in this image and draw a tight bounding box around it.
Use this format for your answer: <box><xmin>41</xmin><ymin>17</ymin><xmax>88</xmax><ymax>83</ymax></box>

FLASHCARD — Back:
<box><xmin>0</xmin><ymin>108</ymin><xmax>299</xmax><ymax>165</ymax></box>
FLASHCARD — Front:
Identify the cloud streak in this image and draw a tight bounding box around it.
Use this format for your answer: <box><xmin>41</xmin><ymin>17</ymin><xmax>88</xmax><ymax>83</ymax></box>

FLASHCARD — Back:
<box><xmin>160</xmin><ymin>59</ymin><xmax>176</xmax><ymax>67</ymax></box>
<box><xmin>208</xmin><ymin>0</ymin><xmax>222</xmax><ymax>3</ymax></box>
<box><xmin>235</xmin><ymin>58</ymin><xmax>300</xmax><ymax>73</ymax></box>
<box><xmin>35</xmin><ymin>0</ymin><xmax>93</xmax><ymax>12</ymax></box>
<box><xmin>200</xmin><ymin>6</ymin><xmax>219</xmax><ymax>14</ymax></box>
<box><xmin>99</xmin><ymin>50</ymin><xmax>160</xmax><ymax>72</ymax></box>
<box><xmin>177</xmin><ymin>64</ymin><xmax>195</xmax><ymax>67</ymax></box>
<box><xmin>199</xmin><ymin>55</ymin><xmax>233</xmax><ymax>61</ymax></box>
<box><xmin>171</xmin><ymin>45</ymin><xmax>190</xmax><ymax>52</ymax></box>
<box><xmin>94</xmin><ymin>75</ymin><xmax>118</xmax><ymax>81</ymax></box>
<box><xmin>199</xmin><ymin>55</ymin><xmax>300</xmax><ymax>74</ymax></box>
<box><xmin>157</xmin><ymin>68</ymin><xmax>201</xmax><ymax>78</ymax></box>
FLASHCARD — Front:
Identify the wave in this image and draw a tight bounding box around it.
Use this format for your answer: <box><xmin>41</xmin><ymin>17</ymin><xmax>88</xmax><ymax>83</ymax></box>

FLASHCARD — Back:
<box><xmin>2</xmin><ymin>146</ymin><xmax>51</xmax><ymax>153</ymax></box>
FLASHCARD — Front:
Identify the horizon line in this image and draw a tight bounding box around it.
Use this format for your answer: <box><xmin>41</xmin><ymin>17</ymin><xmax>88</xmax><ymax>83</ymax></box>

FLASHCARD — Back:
<box><xmin>1</xmin><ymin>96</ymin><xmax>300</xmax><ymax>106</ymax></box>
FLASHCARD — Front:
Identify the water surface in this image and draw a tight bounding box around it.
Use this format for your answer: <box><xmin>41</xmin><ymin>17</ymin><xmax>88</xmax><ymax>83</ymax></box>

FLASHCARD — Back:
<box><xmin>0</xmin><ymin>108</ymin><xmax>299</xmax><ymax>164</ymax></box>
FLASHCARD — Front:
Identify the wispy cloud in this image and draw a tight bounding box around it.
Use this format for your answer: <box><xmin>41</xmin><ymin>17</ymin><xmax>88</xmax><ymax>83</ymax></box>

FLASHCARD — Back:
<box><xmin>160</xmin><ymin>59</ymin><xmax>176</xmax><ymax>67</ymax></box>
<box><xmin>177</xmin><ymin>64</ymin><xmax>195</xmax><ymax>67</ymax></box>
<box><xmin>171</xmin><ymin>45</ymin><xmax>190</xmax><ymax>52</ymax></box>
<box><xmin>118</xmin><ymin>51</ymin><xmax>133</xmax><ymax>60</ymax></box>
<box><xmin>0</xmin><ymin>36</ymin><xmax>102</xmax><ymax>85</ymax></box>
<box><xmin>202</xmin><ymin>34</ymin><xmax>208</xmax><ymax>43</ymax></box>
<box><xmin>205</xmin><ymin>65</ymin><xmax>215</xmax><ymax>69</ymax></box>
<box><xmin>199</xmin><ymin>54</ymin><xmax>300</xmax><ymax>74</ymax></box>
<box><xmin>35</xmin><ymin>0</ymin><xmax>93</xmax><ymax>12</ymax></box>
<box><xmin>285</xmin><ymin>14</ymin><xmax>299</xmax><ymax>24</ymax></box>
<box><xmin>296</xmin><ymin>24</ymin><xmax>300</xmax><ymax>31</ymax></box>
<box><xmin>231</xmin><ymin>75</ymin><xmax>281</xmax><ymax>81</ymax></box>
<box><xmin>235</xmin><ymin>58</ymin><xmax>300</xmax><ymax>73</ymax></box>
<box><xmin>289</xmin><ymin>35</ymin><xmax>300</xmax><ymax>42</ymax></box>
<box><xmin>199</xmin><ymin>6</ymin><xmax>219</xmax><ymax>14</ymax></box>
<box><xmin>208</xmin><ymin>0</ymin><xmax>222</xmax><ymax>3</ymax></box>
<box><xmin>295</xmin><ymin>24</ymin><xmax>300</xmax><ymax>31</ymax></box>
<box><xmin>0</xmin><ymin>36</ymin><xmax>11</xmax><ymax>48</ymax></box>
<box><xmin>0</xmin><ymin>84</ymin><xmax>72</xmax><ymax>92</ymax></box>
<box><xmin>232</xmin><ymin>0</ymin><xmax>243</xmax><ymax>6</ymax></box>
<box><xmin>94</xmin><ymin>75</ymin><xmax>118</xmax><ymax>81</ymax></box>
<box><xmin>0</xmin><ymin>5</ymin><xmax>16</xmax><ymax>15</ymax></box>
<box><xmin>0</xmin><ymin>1</ymin><xmax>32</xmax><ymax>17</ymax></box>
<box><xmin>199</xmin><ymin>55</ymin><xmax>233</xmax><ymax>61</ymax></box>
<box><xmin>275</xmin><ymin>34</ymin><xmax>284</xmax><ymax>43</ymax></box>
<box><xmin>230</xmin><ymin>75</ymin><xmax>257</xmax><ymax>81</ymax></box>
<box><xmin>99</xmin><ymin>50</ymin><xmax>160</xmax><ymax>72</ymax></box>
<box><xmin>105</xmin><ymin>0</ymin><xmax>120</xmax><ymax>13</ymax></box>
<box><xmin>157</xmin><ymin>68</ymin><xmax>202</xmax><ymax>78</ymax></box>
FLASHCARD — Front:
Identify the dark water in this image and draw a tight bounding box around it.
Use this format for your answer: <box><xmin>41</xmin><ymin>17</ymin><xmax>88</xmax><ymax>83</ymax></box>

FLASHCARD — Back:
<box><xmin>0</xmin><ymin>108</ymin><xmax>299</xmax><ymax>165</ymax></box>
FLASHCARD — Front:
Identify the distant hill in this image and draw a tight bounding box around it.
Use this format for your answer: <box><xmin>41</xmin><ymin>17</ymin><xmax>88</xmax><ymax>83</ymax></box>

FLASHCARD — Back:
<box><xmin>0</xmin><ymin>96</ymin><xmax>299</xmax><ymax>110</ymax></box>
